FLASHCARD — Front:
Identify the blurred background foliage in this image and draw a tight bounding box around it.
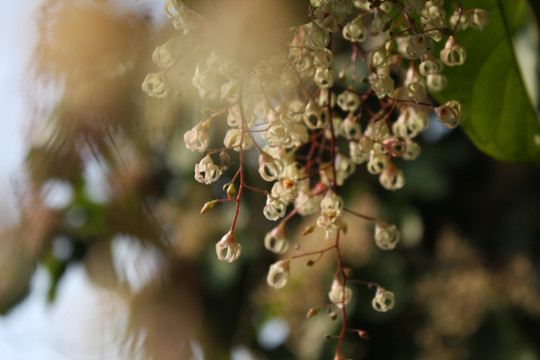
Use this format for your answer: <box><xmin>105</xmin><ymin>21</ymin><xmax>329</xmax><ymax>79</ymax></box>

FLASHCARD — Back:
<box><xmin>1</xmin><ymin>0</ymin><xmax>540</xmax><ymax>359</ymax></box>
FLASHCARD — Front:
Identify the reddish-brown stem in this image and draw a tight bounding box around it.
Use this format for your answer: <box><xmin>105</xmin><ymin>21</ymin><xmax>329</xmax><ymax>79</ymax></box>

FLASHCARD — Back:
<box><xmin>343</xmin><ymin>208</ymin><xmax>377</xmax><ymax>222</ymax></box>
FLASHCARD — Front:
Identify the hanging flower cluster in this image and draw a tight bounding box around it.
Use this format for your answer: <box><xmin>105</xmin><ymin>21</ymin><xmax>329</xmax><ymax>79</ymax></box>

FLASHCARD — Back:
<box><xmin>143</xmin><ymin>0</ymin><xmax>487</xmax><ymax>356</ymax></box>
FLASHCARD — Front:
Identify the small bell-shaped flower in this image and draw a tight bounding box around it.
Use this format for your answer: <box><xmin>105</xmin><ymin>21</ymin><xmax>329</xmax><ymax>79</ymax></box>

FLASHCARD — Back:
<box><xmin>192</xmin><ymin>66</ymin><xmax>220</xmax><ymax>100</ymax></box>
<box><xmin>264</xmin><ymin>197</ymin><xmax>287</xmax><ymax>221</ymax></box>
<box><xmin>290</xmin><ymin>124</ymin><xmax>309</xmax><ymax>146</ymax></box>
<box><xmin>152</xmin><ymin>42</ymin><xmax>174</xmax><ymax>68</ymax></box>
<box><xmin>342</xmin><ymin>15</ymin><xmax>368</xmax><ymax>42</ymax></box>
<box><xmin>328</xmin><ymin>279</ymin><xmax>353</xmax><ymax>308</ymax></box>
<box><xmin>215</xmin><ymin>230</ymin><xmax>242</xmax><ymax>262</ymax></box>
<box><xmin>440</xmin><ymin>37</ymin><xmax>467</xmax><ymax>66</ymax></box>
<box><xmin>335</xmin><ymin>154</ymin><xmax>356</xmax><ymax>186</ymax></box>
<box><xmin>258</xmin><ymin>151</ymin><xmax>284</xmax><ymax>182</ymax></box>
<box><xmin>194</xmin><ymin>154</ymin><xmax>222</xmax><ymax>185</ymax></box>
<box><xmin>264</xmin><ymin>224</ymin><xmax>289</xmax><ymax>254</ymax></box>
<box><xmin>406</xmin><ymin>35</ymin><xmax>435</xmax><ymax>59</ymax></box>
<box><xmin>224</xmin><ymin>129</ymin><xmax>253</xmax><ymax>151</ymax></box>
<box><xmin>304</xmin><ymin>101</ymin><xmax>329</xmax><ymax>129</ymax></box>
<box><xmin>367</xmin><ymin>152</ymin><xmax>389</xmax><ymax>175</ymax></box>
<box><xmin>320</xmin><ymin>191</ymin><xmax>344</xmax><ymax>213</ymax></box>
<box><xmin>471</xmin><ymin>9</ymin><xmax>489</xmax><ymax>30</ymax></box>
<box><xmin>306</xmin><ymin>23</ymin><xmax>330</xmax><ymax>49</ymax></box>
<box><xmin>406</xmin><ymin>108</ymin><xmax>429</xmax><ymax>136</ymax></box>
<box><xmin>450</xmin><ymin>10</ymin><xmax>471</xmax><ymax>31</ymax></box>
<box><xmin>142</xmin><ymin>73</ymin><xmax>168</xmax><ymax>99</ymax></box>
<box><xmin>419</xmin><ymin>58</ymin><xmax>444</xmax><ymax>76</ymax></box>
<box><xmin>370</xmin><ymin>72</ymin><xmax>395</xmax><ymax>98</ymax></box>
<box><xmin>312</xmin><ymin>48</ymin><xmax>334</xmax><ymax>67</ymax></box>
<box><xmin>379</xmin><ymin>163</ymin><xmax>405</xmax><ymax>191</ymax></box>
<box><xmin>370</xmin><ymin>46</ymin><xmax>388</xmax><ymax>68</ymax></box>
<box><xmin>372</xmin><ymin>287</ymin><xmax>395</xmax><ymax>312</ymax></box>
<box><xmin>340</xmin><ymin>117</ymin><xmax>361</xmax><ymax>139</ymax></box>
<box><xmin>435</xmin><ymin>100</ymin><xmax>462</xmax><ymax>129</ymax></box>
<box><xmin>314</xmin><ymin>67</ymin><xmax>336</xmax><ymax>88</ymax></box>
<box><xmin>349</xmin><ymin>141</ymin><xmax>370</xmax><ymax>164</ymax></box>
<box><xmin>267</xmin><ymin>260</ymin><xmax>290</xmax><ymax>289</ymax></box>
<box><xmin>374</xmin><ymin>221</ymin><xmax>400</xmax><ymax>250</ymax></box>
<box><xmin>406</xmin><ymin>81</ymin><xmax>427</xmax><ymax>102</ymax></box>
<box><xmin>337</xmin><ymin>90</ymin><xmax>361</xmax><ymax>113</ymax></box>
<box><xmin>427</xmin><ymin>73</ymin><xmax>447</xmax><ymax>92</ymax></box>
<box><xmin>402</xmin><ymin>140</ymin><xmax>422</xmax><ymax>161</ymax></box>
<box><xmin>184</xmin><ymin>120</ymin><xmax>211</xmax><ymax>152</ymax></box>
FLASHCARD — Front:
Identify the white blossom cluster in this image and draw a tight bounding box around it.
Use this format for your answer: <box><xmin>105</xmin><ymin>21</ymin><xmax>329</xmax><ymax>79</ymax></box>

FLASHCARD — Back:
<box><xmin>143</xmin><ymin>0</ymin><xmax>487</xmax><ymax>331</ymax></box>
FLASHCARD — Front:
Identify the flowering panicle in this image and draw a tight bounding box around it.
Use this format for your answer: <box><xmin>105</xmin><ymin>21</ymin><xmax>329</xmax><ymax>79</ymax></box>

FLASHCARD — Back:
<box><xmin>143</xmin><ymin>0</ymin><xmax>487</xmax><ymax>356</ymax></box>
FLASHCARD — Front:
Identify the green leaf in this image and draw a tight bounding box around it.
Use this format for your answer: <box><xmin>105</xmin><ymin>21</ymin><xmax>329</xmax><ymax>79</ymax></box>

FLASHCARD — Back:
<box><xmin>435</xmin><ymin>0</ymin><xmax>540</xmax><ymax>163</ymax></box>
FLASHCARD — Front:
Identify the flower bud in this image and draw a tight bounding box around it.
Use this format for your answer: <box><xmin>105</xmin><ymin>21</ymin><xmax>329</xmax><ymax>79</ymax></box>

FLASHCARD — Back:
<box><xmin>223</xmin><ymin>183</ymin><xmax>236</xmax><ymax>200</ymax></box>
<box><xmin>200</xmin><ymin>200</ymin><xmax>217</xmax><ymax>214</ymax></box>
<box><xmin>301</xmin><ymin>224</ymin><xmax>317</xmax><ymax>236</ymax></box>
<box><xmin>306</xmin><ymin>307</ymin><xmax>320</xmax><ymax>318</ymax></box>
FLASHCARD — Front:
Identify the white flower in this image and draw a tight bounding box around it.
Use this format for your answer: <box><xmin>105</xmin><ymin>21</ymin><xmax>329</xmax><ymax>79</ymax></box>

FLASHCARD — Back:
<box><xmin>184</xmin><ymin>120</ymin><xmax>211</xmax><ymax>152</ymax></box>
<box><xmin>379</xmin><ymin>164</ymin><xmax>405</xmax><ymax>191</ymax></box>
<box><xmin>267</xmin><ymin>260</ymin><xmax>290</xmax><ymax>289</ymax></box>
<box><xmin>215</xmin><ymin>231</ymin><xmax>242</xmax><ymax>263</ymax></box>
<box><xmin>224</xmin><ymin>129</ymin><xmax>253</xmax><ymax>151</ymax></box>
<box><xmin>372</xmin><ymin>288</ymin><xmax>395</xmax><ymax>312</ymax></box>
<box><xmin>258</xmin><ymin>151</ymin><xmax>283</xmax><ymax>182</ymax></box>
<box><xmin>374</xmin><ymin>221</ymin><xmax>400</xmax><ymax>250</ymax></box>
<box><xmin>152</xmin><ymin>43</ymin><xmax>174</xmax><ymax>68</ymax></box>
<box><xmin>142</xmin><ymin>73</ymin><xmax>168</xmax><ymax>99</ymax></box>
<box><xmin>194</xmin><ymin>154</ymin><xmax>221</xmax><ymax>185</ymax></box>
<box><xmin>435</xmin><ymin>100</ymin><xmax>462</xmax><ymax>129</ymax></box>
<box><xmin>263</xmin><ymin>197</ymin><xmax>287</xmax><ymax>221</ymax></box>
<box><xmin>440</xmin><ymin>37</ymin><xmax>467</xmax><ymax>67</ymax></box>
<box><xmin>264</xmin><ymin>224</ymin><xmax>289</xmax><ymax>254</ymax></box>
<box><xmin>328</xmin><ymin>279</ymin><xmax>353</xmax><ymax>308</ymax></box>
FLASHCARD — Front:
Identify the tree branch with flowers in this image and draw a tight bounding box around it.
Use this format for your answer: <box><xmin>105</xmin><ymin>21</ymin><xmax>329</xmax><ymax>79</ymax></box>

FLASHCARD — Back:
<box><xmin>142</xmin><ymin>0</ymin><xmax>539</xmax><ymax>358</ymax></box>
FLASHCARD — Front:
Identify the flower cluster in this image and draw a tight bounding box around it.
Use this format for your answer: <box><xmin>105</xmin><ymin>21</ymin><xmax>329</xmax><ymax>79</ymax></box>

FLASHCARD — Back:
<box><xmin>143</xmin><ymin>0</ymin><xmax>487</xmax><ymax>356</ymax></box>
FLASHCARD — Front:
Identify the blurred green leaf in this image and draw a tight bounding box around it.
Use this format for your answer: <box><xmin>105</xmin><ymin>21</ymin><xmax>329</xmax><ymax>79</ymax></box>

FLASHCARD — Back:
<box><xmin>435</xmin><ymin>0</ymin><xmax>540</xmax><ymax>163</ymax></box>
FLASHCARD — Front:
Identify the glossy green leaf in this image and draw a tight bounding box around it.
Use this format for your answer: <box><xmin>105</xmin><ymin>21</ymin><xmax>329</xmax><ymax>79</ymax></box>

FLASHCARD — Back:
<box><xmin>435</xmin><ymin>0</ymin><xmax>540</xmax><ymax>163</ymax></box>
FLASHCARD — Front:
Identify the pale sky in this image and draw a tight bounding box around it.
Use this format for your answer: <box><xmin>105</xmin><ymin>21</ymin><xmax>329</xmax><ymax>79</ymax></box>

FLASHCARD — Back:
<box><xmin>0</xmin><ymin>0</ymin><xmax>42</xmax><ymax>224</ymax></box>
